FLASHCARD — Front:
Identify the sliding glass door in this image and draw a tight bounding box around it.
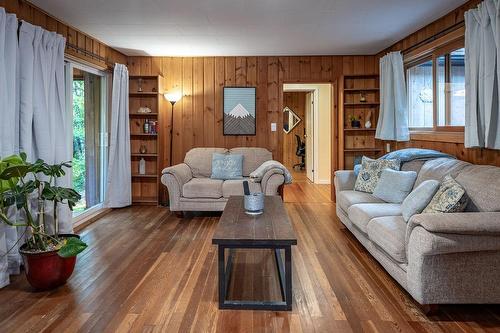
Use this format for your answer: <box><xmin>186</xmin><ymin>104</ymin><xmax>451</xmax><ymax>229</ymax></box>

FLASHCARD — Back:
<box><xmin>67</xmin><ymin>62</ymin><xmax>108</xmax><ymax>217</ymax></box>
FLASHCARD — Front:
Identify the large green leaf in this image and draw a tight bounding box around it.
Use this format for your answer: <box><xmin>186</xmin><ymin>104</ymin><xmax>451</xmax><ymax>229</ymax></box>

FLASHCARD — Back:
<box><xmin>57</xmin><ymin>237</ymin><xmax>88</xmax><ymax>258</ymax></box>
<box><xmin>0</xmin><ymin>155</ymin><xmax>25</xmax><ymax>192</ymax></box>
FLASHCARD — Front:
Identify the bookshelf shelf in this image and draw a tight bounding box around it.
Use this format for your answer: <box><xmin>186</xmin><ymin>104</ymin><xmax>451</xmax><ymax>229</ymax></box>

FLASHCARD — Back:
<box><xmin>339</xmin><ymin>74</ymin><xmax>383</xmax><ymax>169</ymax></box>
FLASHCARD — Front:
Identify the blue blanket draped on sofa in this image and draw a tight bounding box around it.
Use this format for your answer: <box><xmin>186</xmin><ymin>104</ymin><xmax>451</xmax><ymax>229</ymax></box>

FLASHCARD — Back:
<box><xmin>354</xmin><ymin>148</ymin><xmax>455</xmax><ymax>175</ymax></box>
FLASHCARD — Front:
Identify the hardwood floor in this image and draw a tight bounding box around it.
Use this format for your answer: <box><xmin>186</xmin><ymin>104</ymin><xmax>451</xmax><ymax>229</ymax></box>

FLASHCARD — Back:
<box><xmin>0</xmin><ymin>179</ymin><xmax>499</xmax><ymax>332</ymax></box>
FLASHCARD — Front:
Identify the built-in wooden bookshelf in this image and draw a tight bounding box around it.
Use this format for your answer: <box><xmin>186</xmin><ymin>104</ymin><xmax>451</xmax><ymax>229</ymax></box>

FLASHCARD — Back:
<box><xmin>129</xmin><ymin>75</ymin><xmax>165</xmax><ymax>205</ymax></box>
<box><xmin>339</xmin><ymin>74</ymin><xmax>383</xmax><ymax>170</ymax></box>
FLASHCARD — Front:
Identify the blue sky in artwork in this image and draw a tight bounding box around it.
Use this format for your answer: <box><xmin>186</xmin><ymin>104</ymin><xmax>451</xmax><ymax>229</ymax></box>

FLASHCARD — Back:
<box><xmin>224</xmin><ymin>88</ymin><xmax>255</xmax><ymax>117</ymax></box>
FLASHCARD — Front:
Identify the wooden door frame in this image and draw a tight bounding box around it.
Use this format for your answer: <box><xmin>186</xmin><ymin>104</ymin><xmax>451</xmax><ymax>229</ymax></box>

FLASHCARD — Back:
<box><xmin>280</xmin><ymin>80</ymin><xmax>339</xmax><ymax>201</ymax></box>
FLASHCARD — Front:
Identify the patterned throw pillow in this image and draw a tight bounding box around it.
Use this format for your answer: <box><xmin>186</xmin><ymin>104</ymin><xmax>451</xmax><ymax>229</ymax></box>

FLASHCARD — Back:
<box><xmin>210</xmin><ymin>153</ymin><xmax>243</xmax><ymax>180</ymax></box>
<box><xmin>422</xmin><ymin>175</ymin><xmax>468</xmax><ymax>213</ymax></box>
<box><xmin>354</xmin><ymin>156</ymin><xmax>400</xmax><ymax>193</ymax></box>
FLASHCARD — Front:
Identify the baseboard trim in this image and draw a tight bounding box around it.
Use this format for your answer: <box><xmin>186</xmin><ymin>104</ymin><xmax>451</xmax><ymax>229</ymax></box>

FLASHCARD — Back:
<box><xmin>315</xmin><ymin>179</ymin><xmax>331</xmax><ymax>185</ymax></box>
<box><xmin>74</xmin><ymin>208</ymin><xmax>113</xmax><ymax>232</ymax></box>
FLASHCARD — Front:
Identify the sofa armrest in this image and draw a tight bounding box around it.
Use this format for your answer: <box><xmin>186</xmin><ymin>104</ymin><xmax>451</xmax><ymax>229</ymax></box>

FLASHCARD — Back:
<box><xmin>334</xmin><ymin>170</ymin><xmax>356</xmax><ymax>193</ymax></box>
<box><xmin>406</xmin><ymin>212</ymin><xmax>500</xmax><ymax>256</ymax></box>
<box><xmin>408</xmin><ymin>212</ymin><xmax>500</xmax><ymax>236</ymax></box>
<box><xmin>161</xmin><ymin>163</ymin><xmax>193</xmax><ymax>189</ymax></box>
<box><xmin>161</xmin><ymin>164</ymin><xmax>192</xmax><ymax>211</ymax></box>
<box><xmin>261</xmin><ymin>168</ymin><xmax>285</xmax><ymax>195</ymax></box>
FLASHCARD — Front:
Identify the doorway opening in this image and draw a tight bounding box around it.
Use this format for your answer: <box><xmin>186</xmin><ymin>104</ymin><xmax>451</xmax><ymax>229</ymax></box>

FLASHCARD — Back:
<box><xmin>282</xmin><ymin>84</ymin><xmax>332</xmax><ymax>184</ymax></box>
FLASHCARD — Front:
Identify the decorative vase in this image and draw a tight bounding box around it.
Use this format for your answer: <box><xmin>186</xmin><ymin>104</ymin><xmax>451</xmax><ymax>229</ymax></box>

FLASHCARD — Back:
<box><xmin>365</xmin><ymin>110</ymin><xmax>372</xmax><ymax>128</ymax></box>
<box><xmin>19</xmin><ymin>234</ymin><xmax>80</xmax><ymax>291</ymax></box>
<box><xmin>139</xmin><ymin>158</ymin><xmax>146</xmax><ymax>175</ymax></box>
<box><xmin>244</xmin><ymin>192</ymin><xmax>265</xmax><ymax>215</ymax></box>
<box><xmin>360</xmin><ymin>93</ymin><xmax>366</xmax><ymax>103</ymax></box>
<box><xmin>137</xmin><ymin>78</ymin><xmax>143</xmax><ymax>92</ymax></box>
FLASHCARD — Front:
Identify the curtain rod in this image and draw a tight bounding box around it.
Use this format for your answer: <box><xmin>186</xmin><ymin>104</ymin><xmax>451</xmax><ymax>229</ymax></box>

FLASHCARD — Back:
<box><xmin>401</xmin><ymin>21</ymin><xmax>465</xmax><ymax>55</ymax></box>
<box><xmin>14</xmin><ymin>19</ymin><xmax>113</xmax><ymax>69</ymax></box>
<box><xmin>66</xmin><ymin>43</ymin><xmax>112</xmax><ymax>66</ymax></box>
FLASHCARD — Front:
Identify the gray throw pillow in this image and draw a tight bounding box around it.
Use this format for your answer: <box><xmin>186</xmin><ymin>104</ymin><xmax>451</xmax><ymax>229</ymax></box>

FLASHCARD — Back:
<box><xmin>210</xmin><ymin>153</ymin><xmax>243</xmax><ymax>180</ymax></box>
<box><xmin>423</xmin><ymin>175</ymin><xmax>468</xmax><ymax>213</ymax></box>
<box><xmin>373</xmin><ymin>169</ymin><xmax>417</xmax><ymax>204</ymax></box>
<box><xmin>401</xmin><ymin>180</ymin><xmax>440</xmax><ymax>222</ymax></box>
<box><xmin>354</xmin><ymin>156</ymin><xmax>400</xmax><ymax>193</ymax></box>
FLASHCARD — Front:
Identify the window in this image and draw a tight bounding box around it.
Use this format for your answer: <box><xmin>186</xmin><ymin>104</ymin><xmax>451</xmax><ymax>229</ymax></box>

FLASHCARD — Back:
<box><xmin>67</xmin><ymin>63</ymin><xmax>108</xmax><ymax>217</ymax></box>
<box><xmin>437</xmin><ymin>48</ymin><xmax>465</xmax><ymax>126</ymax></box>
<box><xmin>406</xmin><ymin>41</ymin><xmax>465</xmax><ymax>130</ymax></box>
<box><xmin>407</xmin><ymin>59</ymin><xmax>434</xmax><ymax>128</ymax></box>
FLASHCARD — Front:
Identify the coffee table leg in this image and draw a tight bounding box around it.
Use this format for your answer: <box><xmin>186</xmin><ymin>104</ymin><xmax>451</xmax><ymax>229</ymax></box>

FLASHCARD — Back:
<box><xmin>218</xmin><ymin>245</ymin><xmax>292</xmax><ymax>311</ymax></box>
<box><xmin>285</xmin><ymin>245</ymin><xmax>292</xmax><ymax>309</ymax></box>
<box><xmin>218</xmin><ymin>245</ymin><xmax>226</xmax><ymax>308</ymax></box>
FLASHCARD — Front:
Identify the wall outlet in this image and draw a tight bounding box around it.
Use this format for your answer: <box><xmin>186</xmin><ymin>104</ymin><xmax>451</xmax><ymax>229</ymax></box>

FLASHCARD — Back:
<box><xmin>271</xmin><ymin>123</ymin><xmax>277</xmax><ymax>132</ymax></box>
<box><xmin>386</xmin><ymin>143</ymin><xmax>391</xmax><ymax>153</ymax></box>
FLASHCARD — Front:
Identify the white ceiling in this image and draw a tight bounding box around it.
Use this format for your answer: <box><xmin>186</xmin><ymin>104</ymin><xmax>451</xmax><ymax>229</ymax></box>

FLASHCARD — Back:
<box><xmin>30</xmin><ymin>0</ymin><xmax>468</xmax><ymax>57</ymax></box>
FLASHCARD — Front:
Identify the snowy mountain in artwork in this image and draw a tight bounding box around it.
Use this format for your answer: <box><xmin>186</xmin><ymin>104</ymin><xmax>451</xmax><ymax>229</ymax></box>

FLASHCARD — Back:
<box><xmin>228</xmin><ymin>103</ymin><xmax>251</xmax><ymax>118</ymax></box>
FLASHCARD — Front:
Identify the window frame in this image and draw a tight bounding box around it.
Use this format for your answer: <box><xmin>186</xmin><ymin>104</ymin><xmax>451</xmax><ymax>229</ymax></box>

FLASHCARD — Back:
<box><xmin>404</xmin><ymin>37</ymin><xmax>465</xmax><ymax>134</ymax></box>
<box><xmin>65</xmin><ymin>59</ymin><xmax>109</xmax><ymax>222</ymax></box>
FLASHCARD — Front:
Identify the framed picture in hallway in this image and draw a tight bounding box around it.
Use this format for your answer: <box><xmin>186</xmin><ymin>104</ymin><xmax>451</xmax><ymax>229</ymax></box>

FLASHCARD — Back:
<box><xmin>223</xmin><ymin>87</ymin><xmax>256</xmax><ymax>135</ymax></box>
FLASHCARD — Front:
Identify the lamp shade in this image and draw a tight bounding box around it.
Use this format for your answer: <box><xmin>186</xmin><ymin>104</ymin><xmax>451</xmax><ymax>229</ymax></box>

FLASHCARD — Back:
<box><xmin>164</xmin><ymin>92</ymin><xmax>182</xmax><ymax>104</ymax></box>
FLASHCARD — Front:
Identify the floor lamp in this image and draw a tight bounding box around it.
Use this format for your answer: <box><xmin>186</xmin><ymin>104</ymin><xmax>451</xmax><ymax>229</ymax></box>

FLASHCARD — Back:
<box><xmin>164</xmin><ymin>92</ymin><xmax>182</xmax><ymax>166</ymax></box>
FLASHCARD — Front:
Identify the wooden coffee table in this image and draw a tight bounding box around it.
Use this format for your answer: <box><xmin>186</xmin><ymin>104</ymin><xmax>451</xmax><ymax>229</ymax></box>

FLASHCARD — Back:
<box><xmin>212</xmin><ymin>196</ymin><xmax>297</xmax><ymax>311</ymax></box>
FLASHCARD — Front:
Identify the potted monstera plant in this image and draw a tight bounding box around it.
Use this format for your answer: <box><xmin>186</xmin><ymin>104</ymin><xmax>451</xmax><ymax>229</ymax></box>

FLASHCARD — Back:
<box><xmin>0</xmin><ymin>153</ymin><xmax>87</xmax><ymax>290</ymax></box>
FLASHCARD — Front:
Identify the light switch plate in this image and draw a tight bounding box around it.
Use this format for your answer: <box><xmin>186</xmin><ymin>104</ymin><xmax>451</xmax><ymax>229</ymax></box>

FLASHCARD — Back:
<box><xmin>271</xmin><ymin>123</ymin><xmax>277</xmax><ymax>132</ymax></box>
<box><xmin>386</xmin><ymin>143</ymin><xmax>391</xmax><ymax>153</ymax></box>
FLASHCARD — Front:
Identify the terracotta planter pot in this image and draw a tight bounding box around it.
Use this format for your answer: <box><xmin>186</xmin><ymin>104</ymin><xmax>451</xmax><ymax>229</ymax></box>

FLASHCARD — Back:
<box><xmin>19</xmin><ymin>234</ymin><xmax>79</xmax><ymax>291</ymax></box>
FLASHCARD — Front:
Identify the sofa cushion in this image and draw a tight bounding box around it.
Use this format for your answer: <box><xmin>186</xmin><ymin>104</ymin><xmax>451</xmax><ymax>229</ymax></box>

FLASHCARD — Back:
<box><xmin>455</xmin><ymin>164</ymin><xmax>500</xmax><ymax>212</ymax></box>
<box><xmin>347</xmin><ymin>203</ymin><xmax>403</xmax><ymax>234</ymax></box>
<box><xmin>222</xmin><ymin>179</ymin><xmax>262</xmax><ymax>198</ymax></box>
<box><xmin>354</xmin><ymin>156</ymin><xmax>400</xmax><ymax>193</ymax></box>
<box><xmin>210</xmin><ymin>153</ymin><xmax>244</xmax><ymax>180</ymax></box>
<box><xmin>367</xmin><ymin>216</ymin><xmax>407</xmax><ymax>263</ymax></box>
<box><xmin>336</xmin><ymin>190</ymin><xmax>384</xmax><ymax>213</ymax></box>
<box><xmin>229</xmin><ymin>147</ymin><xmax>272</xmax><ymax>176</ymax></box>
<box><xmin>401</xmin><ymin>180</ymin><xmax>440</xmax><ymax>222</ymax></box>
<box><xmin>373</xmin><ymin>169</ymin><xmax>417</xmax><ymax>204</ymax></box>
<box><xmin>184</xmin><ymin>148</ymin><xmax>228</xmax><ymax>177</ymax></box>
<box><xmin>183</xmin><ymin>178</ymin><xmax>223</xmax><ymax>199</ymax></box>
<box><xmin>414</xmin><ymin>158</ymin><xmax>469</xmax><ymax>187</ymax></box>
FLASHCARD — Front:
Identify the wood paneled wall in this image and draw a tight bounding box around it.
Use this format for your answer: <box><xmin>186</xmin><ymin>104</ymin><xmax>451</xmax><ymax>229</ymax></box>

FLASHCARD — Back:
<box><xmin>378</xmin><ymin>0</ymin><xmax>500</xmax><ymax>167</ymax></box>
<box><xmin>1</xmin><ymin>0</ymin><xmax>126</xmax><ymax>68</ymax></box>
<box><xmin>283</xmin><ymin>92</ymin><xmax>307</xmax><ymax>169</ymax></box>
<box><xmin>127</xmin><ymin>56</ymin><xmax>378</xmax><ymax>167</ymax></box>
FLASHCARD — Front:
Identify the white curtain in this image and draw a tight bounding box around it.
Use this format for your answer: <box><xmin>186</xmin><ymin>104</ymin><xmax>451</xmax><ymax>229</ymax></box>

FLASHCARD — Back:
<box><xmin>19</xmin><ymin>21</ymin><xmax>72</xmax><ymax>234</ymax></box>
<box><xmin>465</xmin><ymin>0</ymin><xmax>500</xmax><ymax>149</ymax></box>
<box><xmin>0</xmin><ymin>8</ymin><xmax>19</xmax><ymax>288</ymax></box>
<box><xmin>104</xmin><ymin>64</ymin><xmax>131</xmax><ymax>208</ymax></box>
<box><xmin>376</xmin><ymin>51</ymin><xmax>410</xmax><ymax>141</ymax></box>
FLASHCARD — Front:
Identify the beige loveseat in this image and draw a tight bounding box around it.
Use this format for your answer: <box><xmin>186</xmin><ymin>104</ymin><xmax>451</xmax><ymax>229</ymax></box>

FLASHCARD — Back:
<box><xmin>161</xmin><ymin>147</ymin><xmax>285</xmax><ymax>213</ymax></box>
<box><xmin>334</xmin><ymin>157</ymin><xmax>500</xmax><ymax>306</ymax></box>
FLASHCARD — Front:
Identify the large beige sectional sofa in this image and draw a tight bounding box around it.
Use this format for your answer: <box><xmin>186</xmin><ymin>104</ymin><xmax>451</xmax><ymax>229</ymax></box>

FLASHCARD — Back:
<box><xmin>334</xmin><ymin>157</ymin><xmax>500</xmax><ymax>305</ymax></box>
<box><xmin>161</xmin><ymin>147</ymin><xmax>285</xmax><ymax>212</ymax></box>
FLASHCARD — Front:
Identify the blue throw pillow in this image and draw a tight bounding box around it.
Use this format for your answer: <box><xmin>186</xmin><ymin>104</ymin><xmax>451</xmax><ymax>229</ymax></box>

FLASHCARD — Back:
<box><xmin>373</xmin><ymin>169</ymin><xmax>417</xmax><ymax>204</ymax></box>
<box><xmin>211</xmin><ymin>153</ymin><xmax>243</xmax><ymax>180</ymax></box>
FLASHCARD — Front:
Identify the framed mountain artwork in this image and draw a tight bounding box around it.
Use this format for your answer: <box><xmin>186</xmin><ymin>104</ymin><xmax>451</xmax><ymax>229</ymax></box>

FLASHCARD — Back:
<box><xmin>223</xmin><ymin>87</ymin><xmax>256</xmax><ymax>135</ymax></box>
